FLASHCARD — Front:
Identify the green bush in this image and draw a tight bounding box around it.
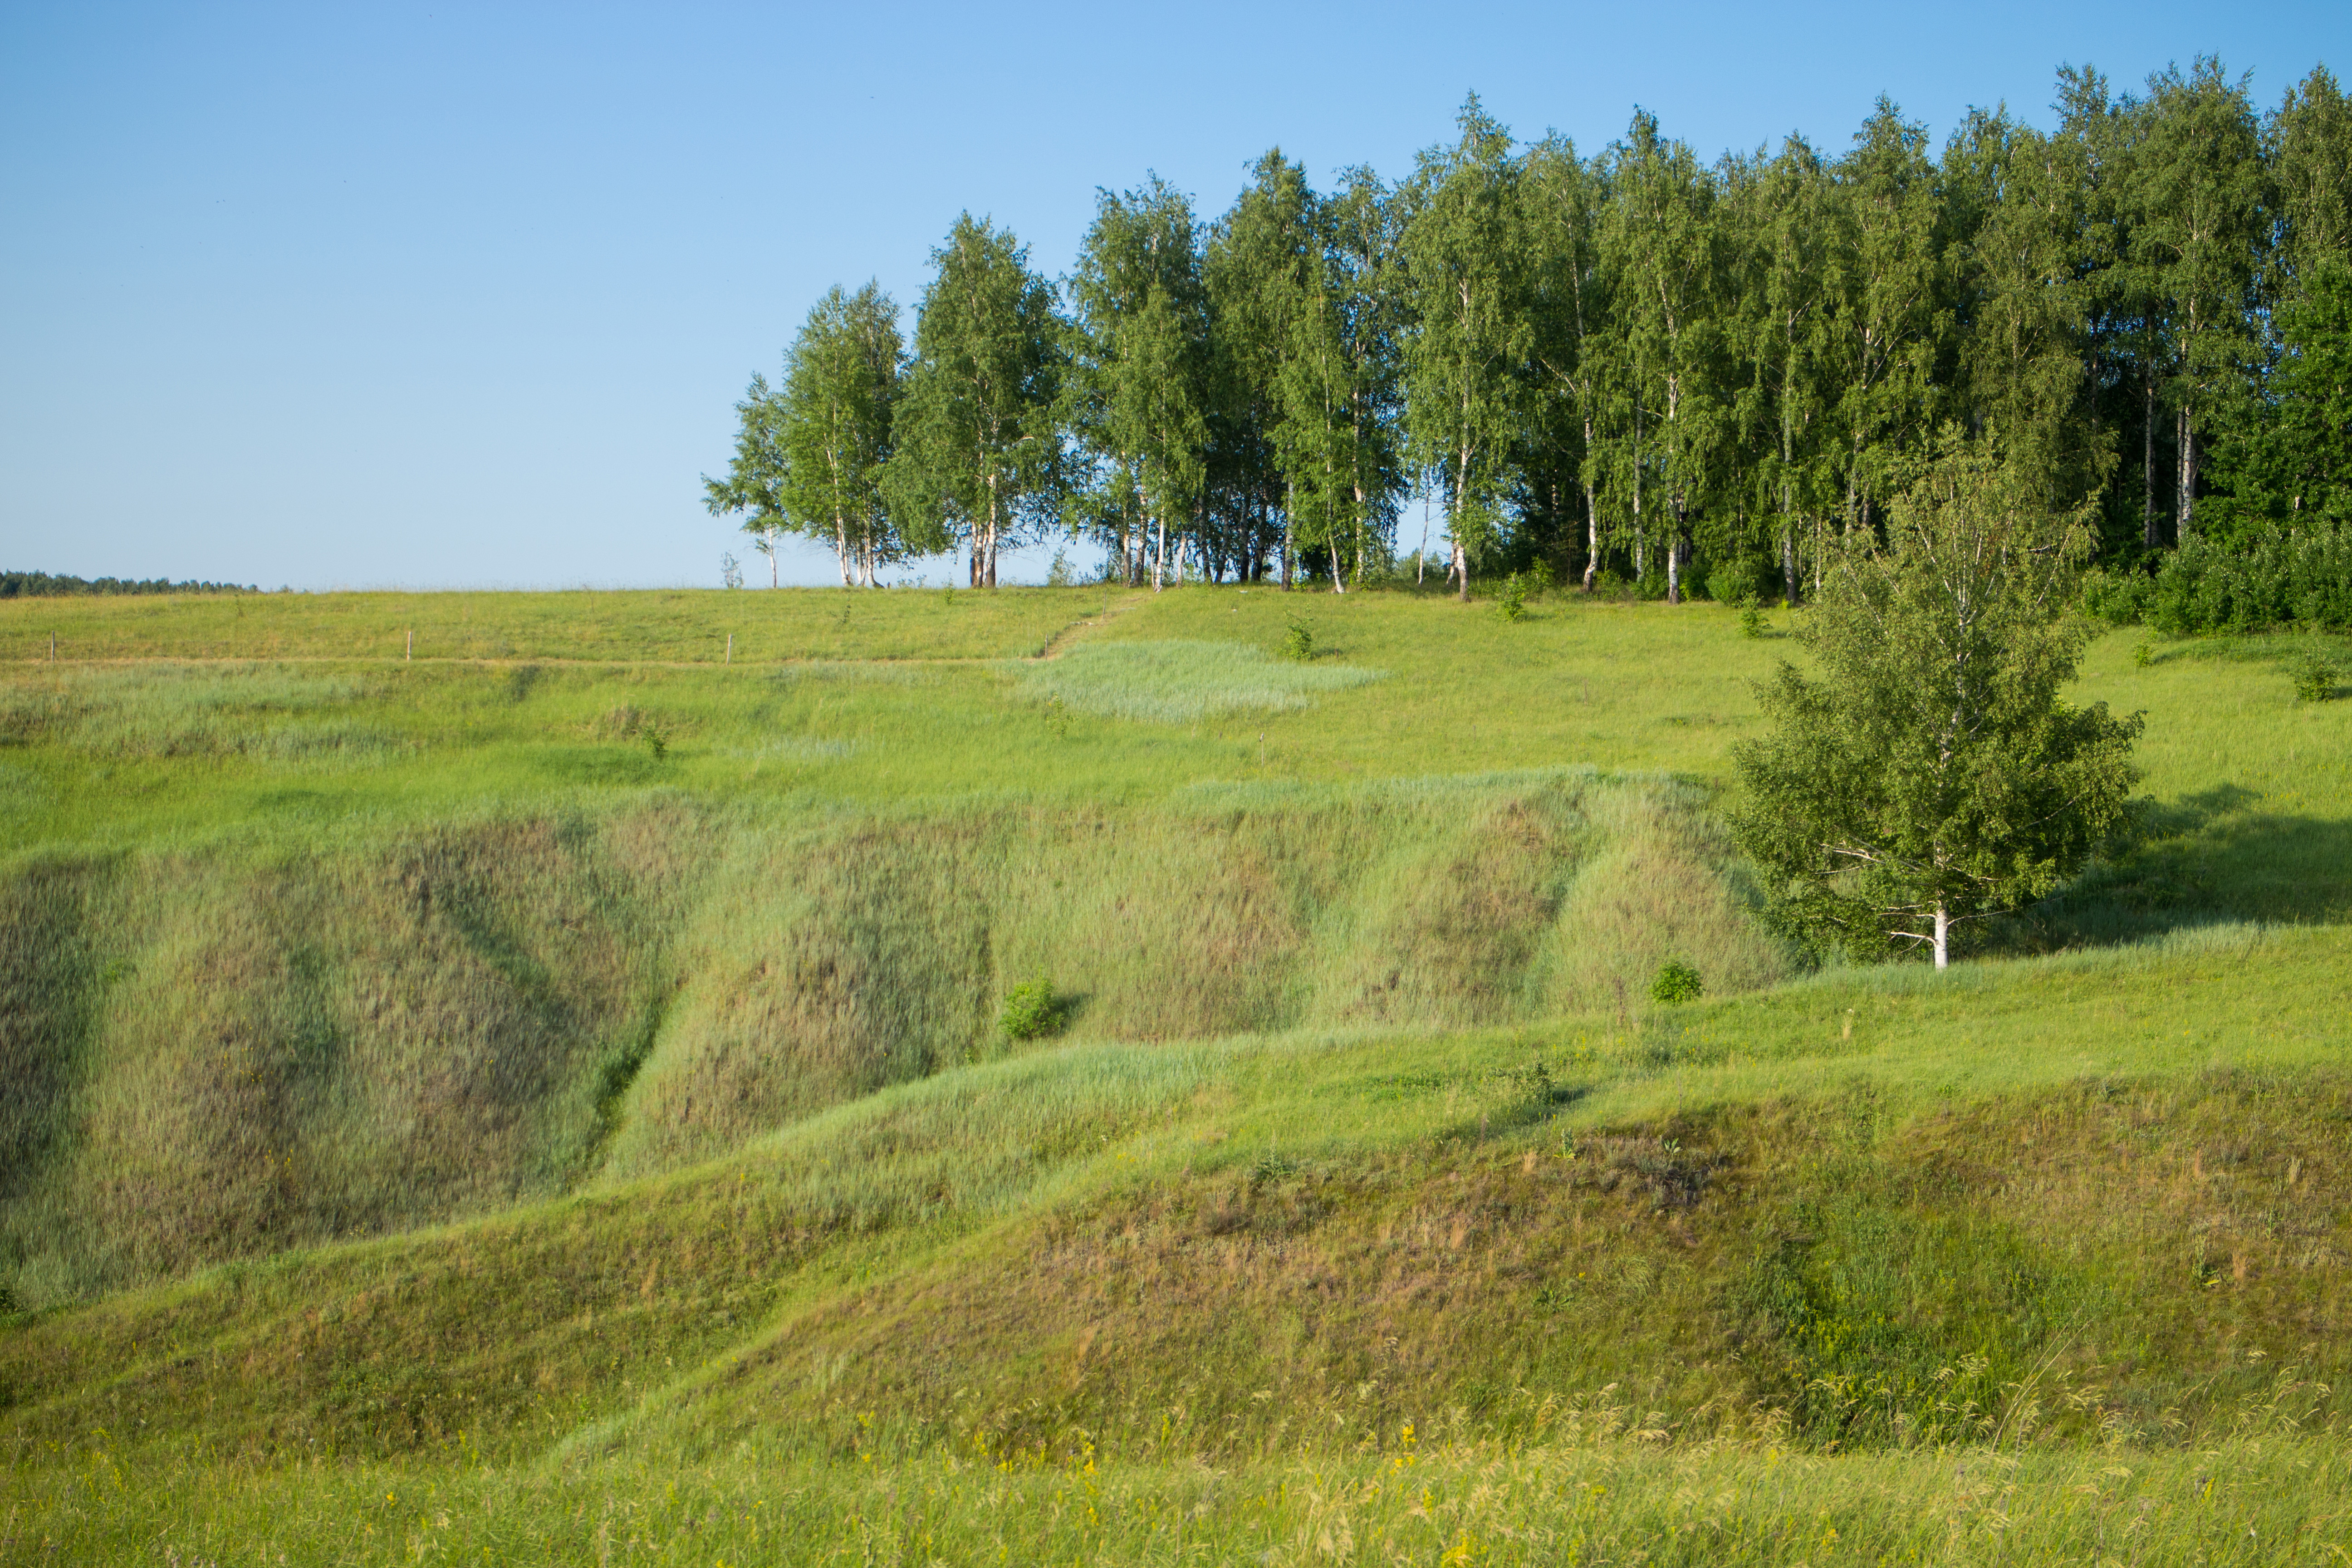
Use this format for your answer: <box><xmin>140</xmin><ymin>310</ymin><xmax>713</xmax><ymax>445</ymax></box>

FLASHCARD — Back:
<box><xmin>1496</xmin><ymin>574</ymin><xmax>1529</xmax><ymax>623</ymax></box>
<box><xmin>2292</xmin><ymin>648</ymin><xmax>2340</xmax><ymax>703</ymax></box>
<box><xmin>1280</xmin><ymin>617</ymin><xmax>1315</xmax><ymax>662</ymax></box>
<box><xmin>997</xmin><ymin>972</ymin><xmax>1064</xmax><ymax>1042</ymax></box>
<box><xmin>1649</xmin><ymin>957</ymin><xmax>1703</xmax><ymax>1005</ymax></box>
<box><xmin>2081</xmin><ymin>565</ymin><xmax>2156</xmax><ymax>627</ymax></box>
<box><xmin>1738</xmin><ymin>600</ymin><xmax>1766</xmax><ymax>639</ymax></box>
<box><xmin>2145</xmin><ymin>518</ymin><xmax>2352</xmax><ymax>634</ymax></box>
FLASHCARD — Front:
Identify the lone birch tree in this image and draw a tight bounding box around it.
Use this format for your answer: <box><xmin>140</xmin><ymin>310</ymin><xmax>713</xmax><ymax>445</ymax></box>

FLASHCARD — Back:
<box><xmin>1730</xmin><ymin>443</ymin><xmax>2142</xmax><ymax>967</ymax></box>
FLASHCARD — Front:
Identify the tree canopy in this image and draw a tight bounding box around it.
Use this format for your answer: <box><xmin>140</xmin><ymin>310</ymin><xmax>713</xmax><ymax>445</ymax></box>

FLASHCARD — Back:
<box><xmin>1730</xmin><ymin>446</ymin><xmax>2143</xmax><ymax>966</ymax></box>
<box><xmin>708</xmin><ymin>59</ymin><xmax>2349</xmax><ymax>616</ymax></box>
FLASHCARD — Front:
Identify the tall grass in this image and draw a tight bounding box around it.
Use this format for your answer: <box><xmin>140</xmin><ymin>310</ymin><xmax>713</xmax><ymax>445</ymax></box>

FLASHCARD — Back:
<box><xmin>12</xmin><ymin>1427</ymin><xmax>2347</xmax><ymax>1565</ymax></box>
<box><xmin>1019</xmin><ymin>639</ymin><xmax>1384</xmax><ymax>723</ymax></box>
<box><xmin>0</xmin><ymin>771</ymin><xmax>1784</xmax><ymax>1303</ymax></box>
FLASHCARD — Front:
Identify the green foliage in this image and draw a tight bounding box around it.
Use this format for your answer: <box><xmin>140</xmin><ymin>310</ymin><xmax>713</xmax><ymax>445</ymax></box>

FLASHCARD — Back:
<box><xmin>1066</xmin><ymin>180</ymin><xmax>1212</xmax><ymax>588</ymax></box>
<box><xmin>996</xmin><ymin>971</ymin><xmax>1063</xmax><ymax>1041</ymax></box>
<box><xmin>1496</xmin><ymin>573</ymin><xmax>1529</xmax><ymax>622</ymax></box>
<box><xmin>1402</xmin><ymin>95</ymin><xmax>1533</xmax><ymax>601</ymax></box>
<box><xmin>1731</xmin><ymin>449</ymin><xmax>2143</xmax><ymax>966</ymax></box>
<box><xmin>0</xmin><ymin>570</ymin><xmax>257</xmax><ymax>598</ymax></box>
<box><xmin>2142</xmin><ymin>519</ymin><xmax>2352</xmax><ymax>634</ymax></box>
<box><xmin>2292</xmin><ymin>646</ymin><xmax>2341</xmax><ymax>703</ymax></box>
<box><xmin>706</xmin><ymin>282</ymin><xmax>904</xmax><ymax>586</ymax></box>
<box><xmin>1738</xmin><ymin>600</ymin><xmax>1766</xmax><ymax>639</ymax></box>
<box><xmin>884</xmin><ymin>216</ymin><xmax>1065</xmax><ymax>586</ymax></box>
<box><xmin>1648</xmin><ymin>956</ymin><xmax>1702</xmax><ymax>1004</ymax></box>
<box><xmin>1280</xmin><ymin>616</ymin><xmax>1315</xmax><ymax>661</ymax></box>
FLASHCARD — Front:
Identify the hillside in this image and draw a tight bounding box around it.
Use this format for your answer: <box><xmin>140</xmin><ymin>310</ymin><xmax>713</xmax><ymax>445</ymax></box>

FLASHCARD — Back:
<box><xmin>4</xmin><ymin>583</ymin><xmax>2350</xmax><ymax>1564</ymax></box>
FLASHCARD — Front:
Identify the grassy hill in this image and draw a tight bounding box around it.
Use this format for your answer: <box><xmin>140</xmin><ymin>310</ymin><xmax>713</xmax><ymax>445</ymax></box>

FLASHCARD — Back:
<box><xmin>3</xmin><ymin>583</ymin><xmax>2349</xmax><ymax>1564</ymax></box>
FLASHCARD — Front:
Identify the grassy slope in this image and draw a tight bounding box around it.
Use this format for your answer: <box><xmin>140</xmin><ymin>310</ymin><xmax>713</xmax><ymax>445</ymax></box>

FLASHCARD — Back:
<box><xmin>4</xmin><ymin>585</ymin><xmax>2350</xmax><ymax>1563</ymax></box>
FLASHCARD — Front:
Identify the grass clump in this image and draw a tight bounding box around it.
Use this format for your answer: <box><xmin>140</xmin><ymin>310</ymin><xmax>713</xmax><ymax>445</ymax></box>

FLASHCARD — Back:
<box><xmin>1019</xmin><ymin>638</ymin><xmax>1378</xmax><ymax>723</ymax></box>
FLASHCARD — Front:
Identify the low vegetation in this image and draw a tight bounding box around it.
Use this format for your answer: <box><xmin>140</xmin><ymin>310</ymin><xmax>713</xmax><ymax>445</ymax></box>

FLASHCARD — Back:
<box><xmin>3</xmin><ymin>584</ymin><xmax>2348</xmax><ymax>1563</ymax></box>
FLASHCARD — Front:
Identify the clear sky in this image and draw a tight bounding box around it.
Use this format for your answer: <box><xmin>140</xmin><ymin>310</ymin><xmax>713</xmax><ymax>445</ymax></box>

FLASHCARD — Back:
<box><xmin>4</xmin><ymin>1</ymin><xmax>2346</xmax><ymax>590</ymax></box>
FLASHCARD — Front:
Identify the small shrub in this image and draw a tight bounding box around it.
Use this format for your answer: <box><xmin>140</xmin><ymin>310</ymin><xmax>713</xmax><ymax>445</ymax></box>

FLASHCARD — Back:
<box><xmin>2133</xmin><ymin>642</ymin><xmax>2154</xmax><ymax>668</ymax></box>
<box><xmin>2292</xmin><ymin>648</ymin><xmax>2340</xmax><ymax>703</ymax></box>
<box><xmin>1738</xmin><ymin>599</ymin><xmax>1766</xmax><ymax>639</ymax></box>
<box><xmin>642</xmin><ymin>726</ymin><xmax>669</xmax><ymax>760</ymax></box>
<box><xmin>998</xmin><ymin>972</ymin><xmax>1064</xmax><ymax>1041</ymax></box>
<box><xmin>719</xmin><ymin>553</ymin><xmax>744</xmax><ymax>590</ymax></box>
<box><xmin>1529</xmin><ymin>559</ymin><xmax>1557</xmax><ymax>597</ymax></box>
<box><xmin>1281</xmin><ymin>618</ymin><xmax>1315</xmax><ymax>662</ymax></box>
<box><xmin>1649</xmin><ymin>957</ymin><xmax>1703</xmax><ymax>1005</ymax></box>
<box><xmin>1497</xmin><ymin>573</ymin><xmax>1529</xmax><ymax>622</ymax></box>
<box><xmin>1045</xmin><ymin>549</ymin><xmax>1075</xmax><ymax>588</ymax></box>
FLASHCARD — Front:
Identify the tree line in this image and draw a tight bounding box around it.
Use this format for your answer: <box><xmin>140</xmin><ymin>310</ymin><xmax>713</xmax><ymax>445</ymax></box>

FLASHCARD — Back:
<box><xmin>707</xmin><ymin>58</ymin><xmax>2352</xmax><ymax>621</ymax></box>
<box><xmin>0</xmin><ymin>571</ymin><xmax>258</xmax><ymax>598</ymax></box>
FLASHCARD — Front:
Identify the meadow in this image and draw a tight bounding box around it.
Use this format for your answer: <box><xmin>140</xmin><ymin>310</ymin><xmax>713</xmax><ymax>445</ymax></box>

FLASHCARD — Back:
<box><xmin>2</xmin><ymin>580</ymin><xmax>2349</xmax><ymax>1564</ymax></box>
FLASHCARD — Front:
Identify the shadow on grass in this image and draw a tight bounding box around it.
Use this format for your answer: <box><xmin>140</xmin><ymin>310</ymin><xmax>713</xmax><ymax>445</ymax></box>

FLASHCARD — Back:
<box><xmin>2011</xmin><ymin>785</ymin><xmax>2352</xmax><ymax>952</ymax></box>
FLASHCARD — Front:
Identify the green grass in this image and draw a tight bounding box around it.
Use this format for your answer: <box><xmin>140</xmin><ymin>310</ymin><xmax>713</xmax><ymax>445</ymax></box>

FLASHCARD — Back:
<box><xmin>0</xmin><ymin>584</ymin><xmax>1105</xmax><ymax>664</ymax></box>
<box><xmin>3</xmin><ymin>584</ymin><xmax>2351</xmax><ymax>1563</ymax></box>
<box><xmin>0</xmin><ymin>770</ymin><xmax>1784</xmax><ymax>1304</ymax></box>
<box><xmin>1018</xmin><ymin>638</ymin><xmax>1385</xmax><ymax>723</ymax></box>
<box><xmin>16</xmin><ymin>1431</ymin><xmax>2349</xmax><ymax>1564</ymax></box>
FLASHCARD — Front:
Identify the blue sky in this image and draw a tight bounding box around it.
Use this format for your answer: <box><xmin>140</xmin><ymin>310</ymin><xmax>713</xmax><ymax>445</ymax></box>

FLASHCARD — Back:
<box><xmin>4</xmin><ymin>1</ymin><xmax>2346</xmax><ymax>590</ymax></box>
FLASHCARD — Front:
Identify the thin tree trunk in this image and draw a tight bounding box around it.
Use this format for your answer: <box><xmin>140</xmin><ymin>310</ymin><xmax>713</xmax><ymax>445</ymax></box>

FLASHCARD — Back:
<box><xmin>2143</xmin><ymin>371</ymin><xmax>2160</xmax><ymax>549</ymax></box>
<box><xmin>1454</xmin><ymin>445</ymin><xmax>1471</xmax><ymax>604</ymax></box>
<box><xmin>2177</xmin><ymin>401</ymin><xmax>2196</xmax><ymax>539</ymax></box>
<box><xmin>1666</xmin><ymin>500</ymin><xmax>1683</xmax><ymax>605</ymax></box>
<box><xmin>1582</xmin><ymin>415</ymin><xmax>1599</xmax><ymax>592</ymax></box>
<box><xmin>1932</xmin><ymin>903</ymin><xmax>1949</xmax><ymax>970</ymax></box>
<box><xmin>836</xmin><ymin>512</ymin><xmax>853</xmax><ymax>588</ymax></box>
<box><xmin>1280</xmin><ymin>481</ymin><xmax>1294</xmax><ymax>589</ymax></box>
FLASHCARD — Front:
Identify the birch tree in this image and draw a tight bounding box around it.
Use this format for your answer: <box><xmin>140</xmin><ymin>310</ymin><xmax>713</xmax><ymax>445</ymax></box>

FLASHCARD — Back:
<box><xmin>2131</xmin><ymin>60</ymin><xmax>2267</xmax><ymax>540</ymax></box>
<box><xmin>705</xmin><ymin>282</ymin><xmax>902</xmax><ymax>587</ymax></box>
<box><xmin>1728</xmin><ymin>135</ymin><xmax>1841</xmax><ymax>603</ymax></box>
<box><xmin>1524</xmin><ymin>135</ymin><xmax>1609</xmax><ymax>588</ymax></box>
<box><xmin>1730</xmin><ymin>444</ymin><xmax>2141</xmax><ymax>968</ymax></box>
<box><xmin>1827</xmin><ymin>101</ymin><xmax>1952</xmax><ymax>545</ymax></box>
<box><xmin>1068</xmin><ymin>178</ymin><xmax>1212</xmax><ymax>590</ymax></box>
<box><xmin>1602</xmin><ymin>112</ymin><xmax>1730</xmax><ymax>603</ymax></box>
<box><xmin>1942</xmin><ymin>108</ymin><xmax>2113</xmax><ymax>513</ymax></box>
<box><xmin>884</xmin><ymin>215</ymin><xmax>1064</xmax><ymax>588</ymax></box>
<box><xmin>1401</xmin><ymin>94</ymin><xmax>1534</xmax><ymax>601</ymax></box>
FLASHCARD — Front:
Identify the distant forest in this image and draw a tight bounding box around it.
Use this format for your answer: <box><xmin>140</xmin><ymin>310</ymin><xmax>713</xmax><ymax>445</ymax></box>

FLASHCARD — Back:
<box><xmin>708</xmin><ymin>58</ymin><xmax>2352</xmax><ymax>631</ymax></box>
<box><xmin>0</xmin><ymin>571</ymin><xmax>258</xmax><ymax>598</ymax></box>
